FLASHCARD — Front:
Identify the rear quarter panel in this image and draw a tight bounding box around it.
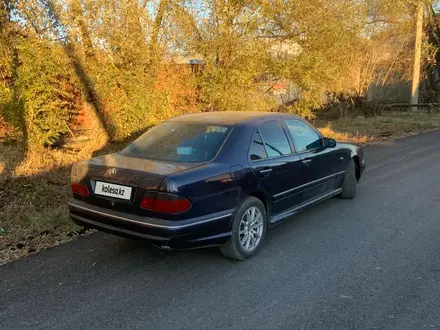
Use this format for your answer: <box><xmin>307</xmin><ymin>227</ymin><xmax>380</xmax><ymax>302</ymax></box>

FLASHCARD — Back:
<box><xmin>161</xmin><ymin>124</ymin><xmax>261</xmax><ymax>221</ymax></box>
<box><xmin>161</xmin><ymin>163</ymin><xmax>261</xmax><ymax>221</ymax></box>
<box><xmin>159</xmin><ymin>125</ymin><xmax>265</xmax><ymax>220</ymax></box>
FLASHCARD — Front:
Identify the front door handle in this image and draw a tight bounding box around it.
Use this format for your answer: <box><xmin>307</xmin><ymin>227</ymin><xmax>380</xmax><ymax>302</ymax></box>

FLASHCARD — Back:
<box><xmin>260</xmin><ymin>168</ymin><xmax>273</xmax><ymax>176</ymax></box>
<box><xmin>302</xmin><ymin>159</ymin><xmax>312</xmax><ymax>166</ymax></box>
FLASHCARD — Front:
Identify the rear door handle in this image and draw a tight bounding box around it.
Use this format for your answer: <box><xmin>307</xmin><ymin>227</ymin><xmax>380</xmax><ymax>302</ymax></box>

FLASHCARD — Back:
<box><xmin>302</xmin><ymin>159</ymin><xmax>312</xmax><ymax>166</ymax></box>
<box><xmin>260</xmin><ymin>168</ymin><xmax>273</xmax><ymax>176</ymax></box>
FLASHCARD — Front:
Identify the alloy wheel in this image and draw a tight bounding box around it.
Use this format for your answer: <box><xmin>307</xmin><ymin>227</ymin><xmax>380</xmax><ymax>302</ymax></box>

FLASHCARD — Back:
<box><xmin>238</xmin><ymin>206</ymin><xmax>264</xmax><ymax>252</ymax></box>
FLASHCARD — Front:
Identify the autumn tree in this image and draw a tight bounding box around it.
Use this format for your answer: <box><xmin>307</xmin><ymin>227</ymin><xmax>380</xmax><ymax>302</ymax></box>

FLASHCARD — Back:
<box><xmin>1</xmin><ymin>0</ymin><xmax>436</xmax><ymax>149</ymax></box>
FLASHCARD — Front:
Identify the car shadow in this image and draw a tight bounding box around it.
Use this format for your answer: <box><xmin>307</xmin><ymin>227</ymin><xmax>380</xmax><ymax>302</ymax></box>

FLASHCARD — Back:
<box><xmin>72</xmin><ymin>193</ymin><xmax>348</xmax><ymax>266</ymax></box>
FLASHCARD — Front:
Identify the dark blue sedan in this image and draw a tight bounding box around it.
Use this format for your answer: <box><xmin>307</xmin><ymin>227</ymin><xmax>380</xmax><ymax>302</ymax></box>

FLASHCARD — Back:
<box><xmin>69</xmin><ymin>112</ymin><xmax>365</xmax><ymax>260</ymax></box>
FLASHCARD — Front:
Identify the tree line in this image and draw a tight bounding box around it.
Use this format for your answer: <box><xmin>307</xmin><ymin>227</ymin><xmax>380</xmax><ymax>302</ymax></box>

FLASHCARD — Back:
<box><xmin>0</xmin><ymin>0</ymin><xmax>436</xmax><ymax>152</ymax></box>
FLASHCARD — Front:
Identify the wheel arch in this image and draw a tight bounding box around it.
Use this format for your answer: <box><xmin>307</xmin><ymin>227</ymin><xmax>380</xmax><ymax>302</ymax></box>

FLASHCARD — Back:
<box><xmin>247</xmin><ymin>190</ymin><xmax>271</xmax><ymax>220</ymax></box>
<box><xmin>352</xmin><ymin>155</ymin><xmax>361</xmax><ymax>180</ymax></box>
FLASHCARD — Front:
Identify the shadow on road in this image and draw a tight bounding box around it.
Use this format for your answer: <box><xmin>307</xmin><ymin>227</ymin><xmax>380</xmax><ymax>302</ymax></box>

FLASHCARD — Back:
<box><xmin>60</xmin><ymin>195</ymin><xmax>344</xmax><ymax>268</ymax></box>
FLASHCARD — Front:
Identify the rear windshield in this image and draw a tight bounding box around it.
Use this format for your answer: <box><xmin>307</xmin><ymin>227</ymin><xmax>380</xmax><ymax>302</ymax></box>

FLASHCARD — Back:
<box><xmin>119</xmin><ymin>122</ymin><xmax>233</xmax><ymax>162</ymax></box>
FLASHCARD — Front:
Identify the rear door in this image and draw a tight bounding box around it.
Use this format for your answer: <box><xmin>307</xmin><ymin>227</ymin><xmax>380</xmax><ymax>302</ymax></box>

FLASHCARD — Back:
<box><xmin>283</xmin><ymin>119</ymin><xmax>338</xmax><ymax>203</ymax></box>
<box><xmin>249</xmin><ymin>121</ymin><xmax>303</xmax><ymax>216</ymax></box>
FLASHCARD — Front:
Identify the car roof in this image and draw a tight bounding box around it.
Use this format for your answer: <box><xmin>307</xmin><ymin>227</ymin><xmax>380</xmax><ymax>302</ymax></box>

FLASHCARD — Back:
<box><xmin>167</xmin><ymin>111</ymin><xmax>303</xmax><ymax>126</ymax></box>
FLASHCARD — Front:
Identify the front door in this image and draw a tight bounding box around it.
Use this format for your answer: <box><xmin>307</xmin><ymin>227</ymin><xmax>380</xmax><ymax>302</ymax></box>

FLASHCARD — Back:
<box><xmin>283</xmin><ymin>119</ymin><xmax>338</xmax><ymax>203</ymax></box>
<box><xmin>249</xmin><ymin>121</ymin><xmax>303</xmax><ymax>215</ymax></box>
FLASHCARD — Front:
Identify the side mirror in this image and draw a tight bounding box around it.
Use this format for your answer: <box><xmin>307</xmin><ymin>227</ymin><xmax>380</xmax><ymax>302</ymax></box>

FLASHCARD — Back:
<box><xmin>323</xmin><ymin>137</ymin><xmax>336</xmax><ymax>148</ymax></box>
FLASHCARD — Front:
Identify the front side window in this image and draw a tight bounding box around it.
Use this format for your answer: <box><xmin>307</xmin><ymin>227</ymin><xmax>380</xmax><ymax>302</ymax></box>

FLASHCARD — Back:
<box><xmin>119</xmin><ymin>122</ymin><xmax>232</xmax><ymax>162</ymax></box>
<box><xmin>258</xmin><ymin>121</ymin><xmax>292</xmax><ymax>158</ymax></box>
<box><xmin>284</xmin><ymin>119</ymin><xmax>321</xmax><ymax>152</ymax></box>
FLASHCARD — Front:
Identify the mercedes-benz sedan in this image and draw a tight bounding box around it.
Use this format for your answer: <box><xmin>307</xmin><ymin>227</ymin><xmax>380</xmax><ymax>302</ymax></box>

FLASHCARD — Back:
<box><xmin>69</xmin><ymin>112</ymin><xmax>365</xmax><ymax>260</ymax></box>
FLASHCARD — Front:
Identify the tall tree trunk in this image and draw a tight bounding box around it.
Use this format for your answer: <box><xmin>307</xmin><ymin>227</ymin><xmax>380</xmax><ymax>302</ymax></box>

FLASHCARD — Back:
<box><xmin>149</xmin><ymin>0</ymin><xmax>169</xmax><ymax>66</ymax></box>
<box><xmin>46</xmin><ymin>0</ymin><xmax>113</xmax><ymax>140</ymax></box>
<box><xmin>173</xmin><ymin>4</ymin><xmax>203</xmax><ymax>44</ymax></box>
<box><xmin>70</xmin><ymin>0</ymin><xmax>94</xmax><ymax>58</ymax></box>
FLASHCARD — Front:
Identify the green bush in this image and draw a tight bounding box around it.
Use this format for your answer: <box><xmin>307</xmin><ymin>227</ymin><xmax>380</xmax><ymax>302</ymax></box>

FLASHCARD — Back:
<box><xmin>16</xmin><ymin>40</ymin><xmax>79</xmax><ymax>148</ymax></box>
<box><xmin>1</xmin><ymin>38</ymin><xmax>80</xmax><ymax>148</ymax></box>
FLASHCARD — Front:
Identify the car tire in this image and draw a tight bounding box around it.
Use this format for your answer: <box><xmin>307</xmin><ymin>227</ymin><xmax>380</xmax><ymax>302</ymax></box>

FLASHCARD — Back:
<box><xmin>220</xmin><ymin>197</ymin><xmax>267</xmax><ymax>261</ymax></box>
<box><xmin>340</xmin><ymin>158</ymin><xmax>357</xmax><ymax>199</ymax></box>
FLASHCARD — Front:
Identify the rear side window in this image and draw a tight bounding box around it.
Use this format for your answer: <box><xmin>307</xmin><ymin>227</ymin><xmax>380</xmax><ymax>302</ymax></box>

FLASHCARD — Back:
<box><xmin>284</xmin><ymin>120</ymin><xmax>321</xmax><ymax>152</ymax></box>
<box><xmin>119</xmin><ymin>122</ymin><xmax>232</xmax><ymax>162</ymax></box>
<box><xmin>249</xmin><ymin>131</ymin><xmax>267</xmax><ymax>161</ymax></box>
<box><xmin>258</xmin><ymin>121</ymin><xmax>292</xmax><ymax>158</ymax></box>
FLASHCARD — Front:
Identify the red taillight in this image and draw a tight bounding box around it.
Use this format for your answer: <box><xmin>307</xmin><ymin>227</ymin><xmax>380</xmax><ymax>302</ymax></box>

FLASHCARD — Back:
<box><xmin>140</xmin><ymin>192</ymin><xmax>156</xmax><ymax>210</ymax></box>
<box><xmin>72</xmin><ymin>182</ymin><xmax>90</xmax><ymax>197</ymax></box>
<box><xmin>140</xmin><ymin>192</ymin><xmax>191</xmax><ymax>214</ymax></box>
<box><xmin>153</xmin><ymin>193</ymin><xmax>192</xmax><ymax>214</ymax></box>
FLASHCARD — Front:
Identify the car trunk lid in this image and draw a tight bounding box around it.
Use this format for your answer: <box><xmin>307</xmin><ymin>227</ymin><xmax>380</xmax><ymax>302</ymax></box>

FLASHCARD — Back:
<box><xmin>74</xmin><ymin>154</ymin><xmax>202</xmax><ymax>212</ymax></box>
<box><xmin>86</xmin><ymin>153</ymin><xmax>199</xmax><ymax>187</ymax></box>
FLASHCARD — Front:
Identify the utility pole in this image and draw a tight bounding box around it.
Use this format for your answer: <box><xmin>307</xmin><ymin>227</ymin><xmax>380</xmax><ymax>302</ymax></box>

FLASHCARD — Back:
<box><xmin>411</xmin><ymin>2</ymin><xmax>424</xmax><ymax>107</ymax></box>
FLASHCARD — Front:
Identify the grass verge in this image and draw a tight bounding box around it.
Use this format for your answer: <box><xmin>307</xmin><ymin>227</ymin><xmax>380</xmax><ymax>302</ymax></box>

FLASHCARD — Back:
<box><xmin>1</xmin><ymin>111</ymin><xmax>440</xmax><ymax>264</ymax></box>
<box><xmin>314</xmin><ymin>111</ymin><xmax>440</xmax><ymax>143</ymax></box>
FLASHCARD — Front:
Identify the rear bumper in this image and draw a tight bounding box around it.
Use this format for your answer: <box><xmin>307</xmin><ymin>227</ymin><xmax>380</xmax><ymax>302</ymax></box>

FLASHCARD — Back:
<box><xmin>69</xmin><ymin>199</ymin><xmax>233</xmax><ymax>249</ymax></box>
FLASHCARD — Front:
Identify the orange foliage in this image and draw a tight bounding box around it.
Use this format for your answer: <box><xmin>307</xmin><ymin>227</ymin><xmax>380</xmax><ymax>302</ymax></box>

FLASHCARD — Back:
<box><xmin>152</xmin><ymin>65</ymin><xmax>199</xmax><ymax>120</ymax></box>
<box><xmin>318</xmin><ymin>126</ymin><xmax>372</xmax><ymax>145</ymax></box>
